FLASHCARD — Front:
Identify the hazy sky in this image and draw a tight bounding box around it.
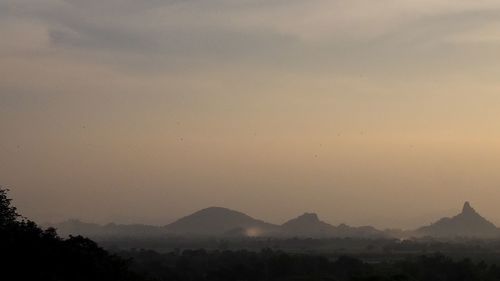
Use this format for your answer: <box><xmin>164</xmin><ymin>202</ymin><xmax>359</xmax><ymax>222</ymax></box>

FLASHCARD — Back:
<box><xmin>2</xmin><ymin>0</ymin><xmax>500</xmax><ymax>229</ymax></box>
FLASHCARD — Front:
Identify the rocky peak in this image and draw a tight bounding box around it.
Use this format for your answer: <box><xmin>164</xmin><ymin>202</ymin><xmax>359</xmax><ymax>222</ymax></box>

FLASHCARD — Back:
<box><xmin>296</xmin><ymin>212</ymin><xmax>320</xmax><ymax>222</ymax></box>
<box><xmin>461</xmin><ymin>201</ymin><xmax>477</xmax><ymax>216</ymax></box>
<box><xmin>416</xmin><ymin>201</ymin><xmax>499</xmax><ymax>238</ymax></box>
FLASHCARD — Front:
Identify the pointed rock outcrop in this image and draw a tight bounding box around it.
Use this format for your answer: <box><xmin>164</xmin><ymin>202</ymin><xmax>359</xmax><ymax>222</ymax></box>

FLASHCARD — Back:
<box><xmin>462</xmin><ymin>201</ymin><xmax>475</xmax><ymax>214</ymax></box>
<box><xmin>416</xmin><ymin>202</ymin><xmax>499</xmax><ymax>238</ymax></box>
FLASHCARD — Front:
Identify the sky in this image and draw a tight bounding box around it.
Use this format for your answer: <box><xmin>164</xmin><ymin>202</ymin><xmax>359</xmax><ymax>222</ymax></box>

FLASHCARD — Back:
<box><xmin>2</xmin><ymin>0</ymin><xmax>500</xmax><ymax>229</ymax></box>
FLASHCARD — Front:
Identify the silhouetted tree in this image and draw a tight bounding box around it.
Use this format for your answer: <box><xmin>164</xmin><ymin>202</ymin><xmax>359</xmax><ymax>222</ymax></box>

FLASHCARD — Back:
<box><xmin>0</xmin><ymin>188</ymin><xmax>19</xmax><ymax>227</ymax></box>
<box><xmin>0</xmin><ymin>187</ymin><xmax>145</xmax><ymax>281</ymax></box>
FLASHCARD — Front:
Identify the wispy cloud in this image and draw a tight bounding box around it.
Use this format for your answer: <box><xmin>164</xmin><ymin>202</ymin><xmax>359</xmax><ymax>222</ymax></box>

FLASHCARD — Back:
<box><xmin>3</xmin><ymin>0</ymin><xmax>500</xmax><ymax>227</ymax></box>
<box><xmin>3</xmin><ymin>0</ymin><xmax>500</xmax><ymax>70</ymax></box>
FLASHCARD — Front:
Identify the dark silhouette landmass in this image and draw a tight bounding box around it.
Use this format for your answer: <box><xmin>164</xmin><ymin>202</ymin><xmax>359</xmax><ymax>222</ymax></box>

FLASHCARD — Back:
<box><xmin>281</xmin><ymin>212</ymin><xmax>335</xmax><ymax>237</ymax></box>
<box><xmin>51</xmin><ymin>219</ymin><xmax>165</xmax><ymax>238</ymax></box>
<box><xmin>415</xmin><ymin>202</ymin><xmax>499</xmax><ymax>238</ymax></box>
<box><xmin>50</xmin><ymin>202</ymin><xmax>500</xmax><ymax>240</ymax></box>
<box><xmin>164</xmin><ymin>207</ymin><xmax>279</xmax><ymax>236</ymax></box>
<box><xmin>280</xmin><ymin>212</ymin><xmax>387</xmax><ymax>238</ymax></box>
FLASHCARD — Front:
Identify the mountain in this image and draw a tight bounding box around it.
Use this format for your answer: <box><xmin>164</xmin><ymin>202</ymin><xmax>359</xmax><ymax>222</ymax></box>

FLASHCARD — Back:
<box><xmin>416</xmin><ymin>202</ymin><xmax>499</xmax><ymax>238</ymax></box>
<box><xmin>49</xmin><ymin>203</ymin><xmax>499</xmax><ymax>239</ymax></box>
<box><xmin>334</xmin><ymin>223</ymin><xmax>388</xmax><ymax>238</ymax></box>
<box><xmin>279</xmin><ymin>213</ymin><xmax>387</xmax><ymax>238</ymax></box>
<box><xmin>164</xmin><ymin>207</ymin><xmax>279</xmax><ymax>236</ymax></box>
<box><xmin>47</xmin><ymin>219</ymin><xmax>166</xmax><ymax>238</ymax></box>
<box><xmin>281</xmin><ymin>213</ymin><xmax>336</xmax><ymax>237</ymax></box>
<box><xmin>49</xmin><ymin>208</ymin><xmax>388</xmax><ymax>239</ymax></box>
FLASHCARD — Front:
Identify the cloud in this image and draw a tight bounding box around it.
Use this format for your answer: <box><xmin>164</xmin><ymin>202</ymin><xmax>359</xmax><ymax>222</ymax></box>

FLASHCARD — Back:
<box><xmin>2</xmin><ymin>0</ymin><xmax>500</xmax><ymax>72</ymax></box>
<box><xmin>4</xmin><ymin>1</ymin><xmax>500</xmax><ymax>227</ymax></box>
<box><xmin>443</xmin><ymin>21</ymin><xmax>500</xmax><ymax>44</ymax></box>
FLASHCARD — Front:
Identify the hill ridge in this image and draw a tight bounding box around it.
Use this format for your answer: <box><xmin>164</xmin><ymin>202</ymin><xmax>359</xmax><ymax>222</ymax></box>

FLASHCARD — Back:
<box><xmin>47</xmin><ymin>202</ymin><xmax>500</xmax><ymax>239</ymax></box>
<box><xmin>416</xmin><ymin>202</ymin><xmax>498</xmax><ymax>238</ymax></box>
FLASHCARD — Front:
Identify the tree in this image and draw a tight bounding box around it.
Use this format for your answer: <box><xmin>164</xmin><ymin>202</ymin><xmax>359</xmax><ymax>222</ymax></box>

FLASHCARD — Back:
<box><xmin>0</xmin><ymin>187</ymin><xmax>145</xmax><ymax>281</ymax></box>
<box><xmin>0</xmin><ymin>187</ymin><xmax>20</xmax><ymax>227</ymax></box>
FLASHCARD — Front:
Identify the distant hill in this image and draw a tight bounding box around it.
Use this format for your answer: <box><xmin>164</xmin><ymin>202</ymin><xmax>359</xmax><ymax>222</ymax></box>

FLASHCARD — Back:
<box><xmin>47</xmin><ymin>202</ymin><xmax>500</xmax><ymax>240</ymax></box>
<box><xmin>416</xmin><ymin>202</ymin><xmax>499</xmax><ymax>238</ymax></box>
<box><xmin>164</xmin><ymin>207</ymin><xmax>279</xmax><ymax>236</ymax></box>
<box><xmin>47</xmin><ymin>219</ymin><xmax>166</xmax><ymax>238</ymax></box>
<box><xmin>280</xmin><ymin>213</ymin><xmax>336</xmax><ymax>237</ymax></box>
<box><xmin>334</xmin><ymin>223</ymin><xmax>388</xmax><ymax>238</ymax></box>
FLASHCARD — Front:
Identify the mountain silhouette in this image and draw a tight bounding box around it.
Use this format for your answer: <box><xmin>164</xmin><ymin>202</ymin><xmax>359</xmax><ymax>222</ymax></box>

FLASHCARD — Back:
<box><xmin>280</xmin><ymin>213</ymin><xmax>387</xmax><ymax>238</ymax></box>
<box><xmin>46</xmin><ymin>219</ymin><xmax>166</xmax><ymax>238</ymax></box>
<box><xmin>335</xmin><ymin>223</ymin><xmax>388</xmax><ymax>238</ymax></box>
<box><xmin>281</xmin><ymin>213</ymin><xmax>336</xmax><ymax>237</ymax></box>
<box><xmin>164</xmin><ymin>207</ymin><xmax>279</xmax><ymax>236</ymax></box>
<box><xmin>49</xmin><ymin>208</ymin><xmax>388</xmax><ymax>238</ymax></box>
<box><xmin>47</xmin><ymin>203</ymin><xmax>499</xmax><ymax>239</ymax></box>
<box><xmin>416</xmin><ymin>202</ymin><xmax>499</xmax><ymax>238</ymax></box>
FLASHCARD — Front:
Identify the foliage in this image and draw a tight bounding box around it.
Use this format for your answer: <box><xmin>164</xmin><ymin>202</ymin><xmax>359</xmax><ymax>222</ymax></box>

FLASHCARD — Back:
<box><xmin>0</xmin><ymin>188</ymin><xmax>20</xmax><ymax>227</ymax></box>
<box><xmin>120</xmin><ymin>248</ymin><xmax>500</xmax><ymax>281</ymax></box>
<box><xmin>0</xmin><ymin>187</ymin><xmax>145</xmax><ymax>281</ymax></box>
